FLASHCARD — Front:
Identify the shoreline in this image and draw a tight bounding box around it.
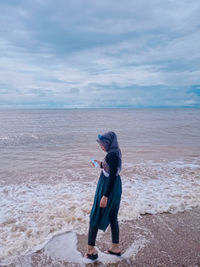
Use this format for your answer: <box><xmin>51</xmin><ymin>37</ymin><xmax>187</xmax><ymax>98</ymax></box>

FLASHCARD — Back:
<box><xmin>2</xmin><ymin>206</ymin><xmax>200</xmax><ymax>266</ymax></box>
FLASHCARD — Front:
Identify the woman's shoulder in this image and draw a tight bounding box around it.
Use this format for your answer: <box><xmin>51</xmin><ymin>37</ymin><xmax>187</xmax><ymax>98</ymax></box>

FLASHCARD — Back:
<box><xmin>106</xmin><ymin>152</ymin><xmax>118</xmax><ymax>162</ymax></box>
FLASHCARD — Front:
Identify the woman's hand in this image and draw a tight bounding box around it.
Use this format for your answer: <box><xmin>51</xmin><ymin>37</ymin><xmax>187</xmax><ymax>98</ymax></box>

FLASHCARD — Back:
<box><xmin>94</xmin><ymin>160</ymin><xmax>101</xmax><ymax>166</ymax></box>
<box><xmin>100</xmin><ymin>196</ymin><xmax>108</xmax><ymax>208</ymax></box>
<box><xmin>90</xmin><ymin>159</ymin><xmax>100</xmax><ymax>167</ymax></box>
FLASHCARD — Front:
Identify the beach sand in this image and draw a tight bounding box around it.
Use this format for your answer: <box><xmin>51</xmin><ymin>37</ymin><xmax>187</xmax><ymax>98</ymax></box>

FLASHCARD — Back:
<box><xmin>2</xmin><ymin>206</ymin><xmax>200</xmax><ymax>267</ymax></box>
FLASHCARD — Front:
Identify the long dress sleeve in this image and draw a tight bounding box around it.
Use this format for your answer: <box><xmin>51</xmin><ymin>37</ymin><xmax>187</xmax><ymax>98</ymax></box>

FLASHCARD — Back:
<box><xmin>103</xmin><ymin>152</ymin><xmax>119</xmax><ymax>197</ymax></box>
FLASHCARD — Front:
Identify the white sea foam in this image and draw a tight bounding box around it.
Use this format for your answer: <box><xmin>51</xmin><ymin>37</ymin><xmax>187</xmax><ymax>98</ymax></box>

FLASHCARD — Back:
<box><xmin>5</xmin><ymin>231</ymin><xmax>149</xmax><ymax>266</ymax></box>
<box><xmin>0</xmin><ymin>159</ymin><xmax>200</xmax><ymax>264</ymax></box>
<box><xmin>0</xmin><ymin>181</ymin><xmax>94</xmax><ymax>264</ymax></box>
<box><xmin>120</xmin><ymin>159</ymin><xmax>200</xmax><ymax>219</ymax></box>
<box><xmin>44</xmin><ymin>232</ymin><xmax>83</xmax><ymax>263</ymax></box>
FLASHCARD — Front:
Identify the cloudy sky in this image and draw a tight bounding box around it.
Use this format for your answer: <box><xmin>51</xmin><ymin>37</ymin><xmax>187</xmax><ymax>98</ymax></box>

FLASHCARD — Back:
<box><xmin>0</xmin><ymin>0</ymin><xmax>200</xmax><ymax>108</ymax></box>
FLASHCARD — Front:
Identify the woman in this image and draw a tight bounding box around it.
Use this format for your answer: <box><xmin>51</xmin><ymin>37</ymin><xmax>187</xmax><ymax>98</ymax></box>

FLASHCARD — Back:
<box><xmin>85</xmin><ymin>131</ymin><xmax>122</xmax><ymax>261</ymax></box>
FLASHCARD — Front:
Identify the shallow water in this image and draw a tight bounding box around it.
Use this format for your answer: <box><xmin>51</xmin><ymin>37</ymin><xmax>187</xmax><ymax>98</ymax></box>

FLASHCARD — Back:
<box><xmin>0</xmin><ymin>108</ymin><xmax>200</xmax><ymax>264</ymax></box>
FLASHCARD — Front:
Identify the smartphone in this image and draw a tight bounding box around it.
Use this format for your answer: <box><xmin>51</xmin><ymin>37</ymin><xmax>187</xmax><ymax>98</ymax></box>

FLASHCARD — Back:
<box><xmin>90</xmin><ymin>158</ymin><xmax>99</xmax><ymax>168</ymax></box>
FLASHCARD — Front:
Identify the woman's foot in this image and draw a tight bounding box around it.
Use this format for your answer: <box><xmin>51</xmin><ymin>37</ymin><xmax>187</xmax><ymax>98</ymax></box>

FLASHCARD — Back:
<box><xmin>104</xmin><ymin>244</ymin><xmax>121</xmax><ymax>256</ymax></box>
<box><xmin>104</xmin><ymin>249</ymin><xmax>121</xmax><ymax>256</ymax></box>
<box><xmin>84</xmin><ymin>252</ymin><xmax>98</xmax><ymax>260</ymax></box>
<box><xmin>84</xmin><ymin>247</ymin><xmax>98</xmax><ymax>260</ymax></box>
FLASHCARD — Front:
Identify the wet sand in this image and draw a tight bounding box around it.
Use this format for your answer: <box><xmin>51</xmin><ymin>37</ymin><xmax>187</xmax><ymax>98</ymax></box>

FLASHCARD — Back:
<box><xmin>1</xmin><ymin>206</ymin><xmax>200</xmax><ymax>267</ymax></box>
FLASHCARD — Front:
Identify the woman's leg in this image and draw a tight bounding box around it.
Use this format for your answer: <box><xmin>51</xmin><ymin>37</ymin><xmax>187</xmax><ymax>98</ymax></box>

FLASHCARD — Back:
<box><xmin>86</xmin><ymin>225</ymin><xmax>98</xmax><ymax>255</ymax></box>
<box><xmin>88</xmin><ymin>225</ymin><xmax>98</xmax><ymax>246</ymax></box>
<box><xmin>109</xmin><ymin>204</ymin><xmax>120</xmax><ymax>252</ymax></box>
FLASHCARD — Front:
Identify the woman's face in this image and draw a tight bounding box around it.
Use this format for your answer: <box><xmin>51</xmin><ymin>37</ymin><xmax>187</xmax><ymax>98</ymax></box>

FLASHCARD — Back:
<box><xmin>100</xmin><ymin>143</ymin><xmax>106</xmax><ymax>152</ymax></box>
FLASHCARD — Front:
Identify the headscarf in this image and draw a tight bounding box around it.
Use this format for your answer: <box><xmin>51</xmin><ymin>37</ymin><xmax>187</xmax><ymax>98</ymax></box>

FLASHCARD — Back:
<box><xmin>96</xmin><ymin>131</ymin><xmax>122</xmax><ymax>172</ymax></box>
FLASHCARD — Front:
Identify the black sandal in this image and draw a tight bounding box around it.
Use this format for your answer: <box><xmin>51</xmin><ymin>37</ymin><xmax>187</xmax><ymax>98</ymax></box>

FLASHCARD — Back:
<box><xmin>106</xmin><ymin>249</ymin><xmax>121</xmax><ymax>256</ymax></box>
<box><xmin>85</xmin><ymin>252</ymin><xmax>98</xmax><ymax>260</ymax></box>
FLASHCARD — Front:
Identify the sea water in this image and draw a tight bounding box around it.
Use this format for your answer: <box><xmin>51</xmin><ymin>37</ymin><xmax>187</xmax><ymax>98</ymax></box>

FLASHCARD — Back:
<box><xmin>0</xmin><ymin>108</ymin><xmax>200</xmax><ymax>264</ymax></box>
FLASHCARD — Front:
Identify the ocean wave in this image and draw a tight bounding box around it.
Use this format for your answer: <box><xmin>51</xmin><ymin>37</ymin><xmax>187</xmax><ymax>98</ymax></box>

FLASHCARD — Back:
<box><xmin>0</xmin><ymin>158</ymin><xmax>200</xmax><ymax>264</ymax></box>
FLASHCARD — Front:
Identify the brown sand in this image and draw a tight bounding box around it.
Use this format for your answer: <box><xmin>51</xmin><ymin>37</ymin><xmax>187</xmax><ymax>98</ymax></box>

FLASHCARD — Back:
<box><xmin>1</xmin><ymin>206</ymin><xmax>200</xmax><ymax>267</ymax></box>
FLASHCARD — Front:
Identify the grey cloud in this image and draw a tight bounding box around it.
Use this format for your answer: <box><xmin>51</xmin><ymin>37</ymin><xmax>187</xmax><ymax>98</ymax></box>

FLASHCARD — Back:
<box><xmin>0</xmin><ymin>0</ymin><xmax>200</xmax><ymax>108</ymax></box>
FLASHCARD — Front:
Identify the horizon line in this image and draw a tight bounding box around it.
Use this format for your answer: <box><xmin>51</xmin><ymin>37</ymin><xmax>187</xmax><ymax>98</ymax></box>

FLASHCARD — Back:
<box><xmin>0</xmin><ymin>106</ymin><xmax>199</xmax><ymax>110</ymax></box>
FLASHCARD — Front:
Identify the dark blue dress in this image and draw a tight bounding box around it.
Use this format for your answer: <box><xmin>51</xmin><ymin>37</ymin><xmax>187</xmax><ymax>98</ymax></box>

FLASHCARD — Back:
<box><xmin>89</xmin><ymin>168</ymin><xmax>122</xmax><ymax>231</ymax></box>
